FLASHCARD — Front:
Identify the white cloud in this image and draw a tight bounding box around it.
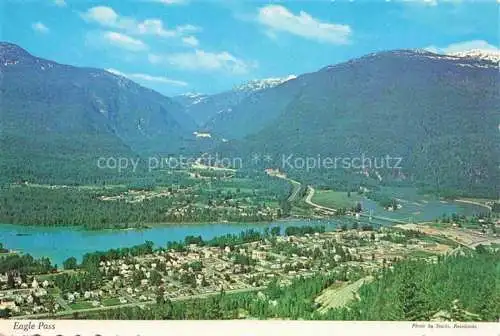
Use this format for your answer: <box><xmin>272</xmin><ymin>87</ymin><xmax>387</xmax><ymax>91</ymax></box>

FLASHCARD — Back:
<box><xmin>53</xmin><ymin>0</ymin><xmax>67</xmax><ymax>7</ymax></box>
<box><xmin>82</xmin><ymin>6</ymin><xmax>200</xmax><ymax>43</ymax></box>
<box><xmin>148</xmin><ymin>53</ymin><xmax>163</xmax><ymax>64</ymax></box>
<box><xmin>150</xmin><ymin>50</ymin><xmax>257</xmax><ymax>75</ymax></box>
<box><xmin>426</xmin><ymin>40</ymin><xmax>500</xmax><ymax>54</ymax></box>
<box><xmin>32</xmin><ymin>22</ymin><xmax>49</xmax><ymax>34</ymax></box>
<box><xmin>103</xmin><ymin>31</ymin><xmax>148</xmax><ymax>51</ymax></box>
<box><xmin>137</xmin><ymin>19</ymin><xmax>176</xmax><ymax>37</ymax></box>
<box><xmin>106</xmin><ymin>68</ymin><xmax>188</xmax><ymax>86</ymax></box>
<box><xmin>136</xmin><ymin>20</ymin><xmax>200</xmax><ymax>38</ymax></box>
<box><xmin>82</xmin><ymin>6</ymin><xmax>120</xmax><ymax>27</ymax></box>
<box><xmin>176</xmin><ymin>24</ymin><xmax>201</xmax><ymax>34</ymax></box>
<box><xmin>257</xmin><ymin>5</ymin><xmax>351</xmax><ymax>44</ymax></box>
<box><xmin>182</xmin><ymin>36</ymin><xmax>199</xmax><ymax>47</ymax></box>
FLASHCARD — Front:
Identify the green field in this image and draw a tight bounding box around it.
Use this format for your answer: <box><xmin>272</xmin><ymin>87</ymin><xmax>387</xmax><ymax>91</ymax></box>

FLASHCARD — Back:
<box><xmin>102</xmin><ymin>297</ymin><xmax>123</xmax><ymax>306</ymax></box>
<box><xmin>69</xmin><ymin>301</ymin><xmax>94</xmax><ymax>310</ymax></box>
<box><xmin>312</xmin><ymin>190</ymin><xmax>362</xmax><ymax>209</ymax></box>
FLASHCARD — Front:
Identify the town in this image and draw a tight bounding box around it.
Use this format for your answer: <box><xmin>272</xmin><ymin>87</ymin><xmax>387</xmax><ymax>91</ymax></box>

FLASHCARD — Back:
<box><xmin>1</xmin><ymin>216</ymin><xmax>498</xmax><ymax>319</ymax></box>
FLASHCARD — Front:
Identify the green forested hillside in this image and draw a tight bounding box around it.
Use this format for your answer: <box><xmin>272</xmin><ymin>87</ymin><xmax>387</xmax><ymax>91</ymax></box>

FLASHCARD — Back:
<box><xmin>218</xmin><ymin>51</ymin><xmax>499</xmax><ymax>197</ymax></box>
<box><xmin>0</xmin><ymin>42</ymin><xmax>196</xmax><ymax>184</ymax></box>
<box><xmin>324</xmin><ymin>249</ymin><xmax>499</xmax><ymax>321</ymax></box>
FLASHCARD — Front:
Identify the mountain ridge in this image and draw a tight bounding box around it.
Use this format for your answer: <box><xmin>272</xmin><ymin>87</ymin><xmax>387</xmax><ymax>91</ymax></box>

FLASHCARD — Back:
<box><xmin>0</xmin><ymin>42</ymin><xmax>197</xmax><ymax>183</ymax></box>
<box><xmin>214</xmin><ymin>49</ymin><xmax>499</xmax><ymax>197</ymax></box>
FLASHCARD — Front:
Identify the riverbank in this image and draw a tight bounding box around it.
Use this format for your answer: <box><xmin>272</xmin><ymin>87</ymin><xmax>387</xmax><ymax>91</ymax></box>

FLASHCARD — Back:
<box><xmin>0</xmin><ymin>219</ymin><xmax>338</xmax><ymax>266</ymax></box>
<box><xmin>454</xmin><ymin>199</ymin><xmax>493</xmax><ymax>211</ymax></box>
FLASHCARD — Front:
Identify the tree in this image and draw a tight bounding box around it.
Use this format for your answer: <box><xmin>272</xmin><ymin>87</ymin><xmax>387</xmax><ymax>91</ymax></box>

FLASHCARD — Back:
<box><xmin>150</xmin><ymin>270</ymin><xmax>162</xmax><ymax>286</ymax></box>
<box><xmin>492</xmin><ymin>202</ymin><xmax>500</xmax><ymax>213</ymax></box>
<box><xmin>270</xmin><ymin>226</ymin><xmax>281</xmax><ymax>236</ymax></box>
<box><xmin>475</xmin><ymin>244</ymin><xmax>488</xmax><ymax>254</ymax></box>
<box><xmin>156</xmin><ymin>288</ymin><xmax>165</xmax><ymax>305</ymax></box>
<box><xmin>63</xmin><ymin>257</ymin><xmax>78</xmax><ymax>270</ymax></box>
<box><xmin>280</xmin><ymin>200</ymin><xmax>292</xmax><ymax>217</ymax></box>
<box><xmin>354</xmin><ymin>202</ymin><xmax>362</xmax><ymax>213</ymax></box>
<box><xmin>7</xmin><ymin>274</ymin><xmax>15</xmax><ymax>288</ymax></box>
<box><xmin>400</xmin><ymin>280</ymin><xmax>434</xmax><ymax>321</ymax></box>
<box><xmin>0</xmin><ymin>309</ymin><xmax>11</xmax><ymax>318</ymax></box>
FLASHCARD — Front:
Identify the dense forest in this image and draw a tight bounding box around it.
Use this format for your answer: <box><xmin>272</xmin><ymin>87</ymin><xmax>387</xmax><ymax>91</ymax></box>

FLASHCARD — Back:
<box><xmin>79</xmin><ymin>248</ymin><xmax>499</xmax><ymax>321</ymax></box>
<box><xmin>322</xmin><ymin>248</ymin><xmax>499</xmax><ymax>321</ymax></box>
<box><xmin>0</xmin><ymin>171</ymin><xmax>291</xmax><ymax>228</ymax></box>
<box><xmin>0</xmin><ymin>254</ymin><xmax>54</xmax><ymax>275</ymax></box>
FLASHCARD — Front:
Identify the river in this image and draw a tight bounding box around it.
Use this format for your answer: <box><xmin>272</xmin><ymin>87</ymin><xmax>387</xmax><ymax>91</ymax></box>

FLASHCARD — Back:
<box><xmin>0</xmin><ymin>197</ymin><xmax>487</xmax><ymax>266</ymax></box>
<box><xmin>0</xmin><ymin>219</ymin><xmax>336</xmax><ymax>266</ymax></box>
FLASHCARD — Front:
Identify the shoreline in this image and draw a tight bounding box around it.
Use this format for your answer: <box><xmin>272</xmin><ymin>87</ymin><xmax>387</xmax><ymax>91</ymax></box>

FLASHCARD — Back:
<box><xmin>454</xmin><ymin>199</ymin><xmax>493</xmax><ymax>211</ymax></box>
<box><xmin>0</xmin><ymin>216</ymin><xmax>331</xmax><ymax>234</ymax></box>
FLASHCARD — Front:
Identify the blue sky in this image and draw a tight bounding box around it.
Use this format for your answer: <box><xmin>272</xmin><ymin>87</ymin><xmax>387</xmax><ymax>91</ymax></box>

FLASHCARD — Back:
<box><xmin>2</xmin><ymin>0</ymin><xmax>498</xmax><ymax>96</ymax></box>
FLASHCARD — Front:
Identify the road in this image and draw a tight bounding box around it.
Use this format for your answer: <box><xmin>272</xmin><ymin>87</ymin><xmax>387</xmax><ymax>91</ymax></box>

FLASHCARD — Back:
<box><xmin>286</xmin><ymin>178</ymin><xmax>302</xmax><ymax>202</ymax></box>
<box><xmin>304</xmin><ymin>186</ymin><xmax>410</xmax><ymax>224</ymax></box>
<box><xmin>358</xmin><ymin>212</ymin><xmax>410</xmax><ymax>225</ymax></box>
<box><xmin>465</xmin><ymin>237</ymin><xmax>500</xmax><ymax>248</ymax></box>
<box><xmin>267</xmin><ymin>171</ymin><xmax>302</xmax><ymax>203</ymax></box>
<box><xmin>395</xmin><ymin>223</ymin><xmax>500</xmax><ymax>249</ymax></box>
<box><xmin>273</xmin><ymin>175</ymin><xmax>415</xmax><ymax>225</ymax></box>
<box><xmin>12</xmin><ymin>286</ymin><xmax>266</xmax><ymax>319</ymax></box>
<box><xmin>304</xmin><ymin>186</ymin><xmax>336</xmax><ymax>214</ymax></box>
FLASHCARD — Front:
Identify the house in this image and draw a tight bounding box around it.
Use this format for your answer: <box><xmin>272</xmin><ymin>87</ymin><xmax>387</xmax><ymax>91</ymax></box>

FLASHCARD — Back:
<box><xmin>0</xmin><ymin>274</ymin><xmax>7</xmax><ymax>283</ymax></box>
<box><xmin>0</xmin><ymin>299</ymin><xmax>16</xmax><ymax>310</ymax></box>
<box><xmin>252</xmin><ymin>250</ymin><xmax>267</xmax><ymax>260</ymax></box>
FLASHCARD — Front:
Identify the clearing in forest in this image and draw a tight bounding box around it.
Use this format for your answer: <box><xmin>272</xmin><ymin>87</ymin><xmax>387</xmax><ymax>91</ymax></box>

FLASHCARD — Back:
<box><xmin>315</xmin><ymin>276</ymin><xmax>374</xmax><ymax>314</ymax></box>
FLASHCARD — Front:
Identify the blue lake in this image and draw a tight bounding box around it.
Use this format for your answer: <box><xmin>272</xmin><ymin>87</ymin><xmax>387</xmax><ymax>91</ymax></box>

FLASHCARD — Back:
<box><xmin>0</xmin><ymin>196</ymin><xmax>487</xmax><ymax>266</ymax></box>
<box><xmin>0</xmin><ymin>219</ymin><xmax>336</xmax><ymax>266</ymax></box>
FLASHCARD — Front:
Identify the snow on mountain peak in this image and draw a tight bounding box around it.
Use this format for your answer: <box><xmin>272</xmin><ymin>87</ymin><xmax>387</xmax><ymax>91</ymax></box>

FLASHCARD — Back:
<box><xmin>179</xmin><ymin>92</ymin><xmax>208</xmax><ymax>105</ymax></box>
<box><xmin>234</xmin><ymin>75</ymin><xmax>297</xmax><ymax>92</ymax></box>
<box><xmin>448</xmin><ymin>49</ymin><xmax>500</xmax><ymax>64</ymax></box>
<box><xmin>182</xmin><ymin>92</ymin><xmax>204</xmax><ymax>98</ymax></box>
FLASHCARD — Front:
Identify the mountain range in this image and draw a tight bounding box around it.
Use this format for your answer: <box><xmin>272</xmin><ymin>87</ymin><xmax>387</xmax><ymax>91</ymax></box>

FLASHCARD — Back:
<box><xmin>1</xmin><ymin>42</ymin><xmax>498</xmax><ymax>196</ymax></box>
<box><xmin>0</xmin><ymin>42</ymin><xmax>197</xmax><ymax>182</ymax></box>
<box><xmin>172</xmin><ymin>75</ymin><xmax>296</xmax><ymax>127</ymax></box>
<box><xmin>216</xmin><ymin>50</ymin><xmax>499</xmax><ymax>196</ymax></box>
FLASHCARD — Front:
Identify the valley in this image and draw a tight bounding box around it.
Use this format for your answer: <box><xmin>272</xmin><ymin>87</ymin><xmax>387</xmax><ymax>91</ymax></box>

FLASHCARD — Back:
<box><xmin>0</xmin><ymin>217</ymin><xmax>498</xmax><ymax>320</ymax></box>
<box><xmin>0</xmin><ymin>168</ymin><xmax>291</xmax><ymax>229</ymax></box>
<box><xmin>0</xmin><ymin>36</ymin><xmax>499</xmax><ymax>323</ymax></box>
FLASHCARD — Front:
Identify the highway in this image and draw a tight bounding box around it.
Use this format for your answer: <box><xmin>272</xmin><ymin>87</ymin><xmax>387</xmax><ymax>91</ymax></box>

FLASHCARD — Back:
<box><xmin>304</xmin><ymin>186</ymin><xmax>336</xmax><ymax>214</ymax></box>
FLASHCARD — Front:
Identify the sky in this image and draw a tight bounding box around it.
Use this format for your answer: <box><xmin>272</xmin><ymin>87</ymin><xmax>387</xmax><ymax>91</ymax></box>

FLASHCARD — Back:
<box><xmin>1</xmin><ymin>0</ymin><xmax>498</xmax><ymax>96</ymax></box>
